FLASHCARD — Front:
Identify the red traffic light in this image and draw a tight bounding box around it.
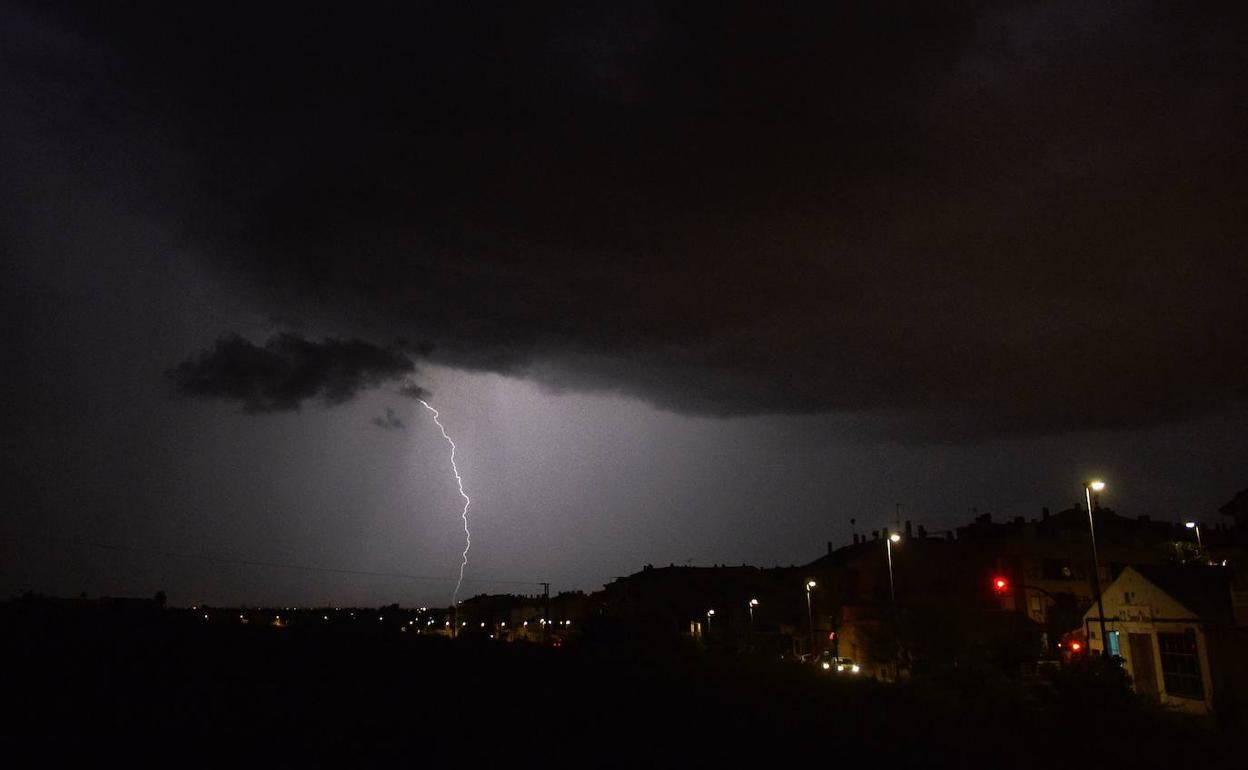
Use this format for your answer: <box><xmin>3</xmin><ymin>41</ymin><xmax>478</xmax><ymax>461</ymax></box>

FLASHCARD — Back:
<box><xmin>992</xmin><ymin>576</ymin><xmax>1009</xmax><ymax>594</ymax></box>
<box><xmin>1070</xmin><ymin>641</ymin><xmax>1083</xmax><ymax>652</ymax></box>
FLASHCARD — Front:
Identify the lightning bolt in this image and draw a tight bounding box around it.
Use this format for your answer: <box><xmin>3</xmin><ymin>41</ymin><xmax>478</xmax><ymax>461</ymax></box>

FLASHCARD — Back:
<box><xmin>419</xmin><ymin>399</ymin><xmax>471</xmax><ymax>605</ymax></box>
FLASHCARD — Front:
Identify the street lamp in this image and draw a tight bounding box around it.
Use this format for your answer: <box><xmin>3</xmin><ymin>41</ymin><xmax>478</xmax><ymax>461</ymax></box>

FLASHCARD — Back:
<box><xmin>706</xmin><ymin>608</ymin><xmax>715</xmax><ymax>635</ymax></box>
<box><xmin>748</xmin><ymin>598</ymin><xmax>759</xmax><ymax>652</ymax></box>
<box><xmin>886</xmin><ymin>533</ymin><xmax>901</xmax><ymax>606</ymax></box>
<box><xmin>1185</xmin><ymin>520</ymin><xmax>1203</xmax><ymax>551</ymax></box>
<box><xmin>886</xmin><ymin>533</ymin><xmax>902</xmax><ymax>671</ymax></box>
<box><xmin>1084</xmin><ymin>479</ymin><xmax>1110</xmax><ymax>657</ymax></box>
<box><xmin>805</xmin><ymin>581</ymin><xmax>817</xmax><ymax>659</ymax></box>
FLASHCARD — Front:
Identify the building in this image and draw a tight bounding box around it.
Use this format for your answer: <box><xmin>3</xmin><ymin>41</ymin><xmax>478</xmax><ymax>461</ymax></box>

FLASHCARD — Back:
<box><xmin>1083</xmin><ymin>565</ymin><xmax>1248</xmax><ymax>722</ymax></box>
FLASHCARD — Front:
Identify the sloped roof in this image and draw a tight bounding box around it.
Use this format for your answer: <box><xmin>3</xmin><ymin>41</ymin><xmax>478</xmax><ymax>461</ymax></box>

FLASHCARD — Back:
<box><xmin>1133</xmin><ymin>565</ymin><xmax>1235</xmax><ymax>624</ymax></box>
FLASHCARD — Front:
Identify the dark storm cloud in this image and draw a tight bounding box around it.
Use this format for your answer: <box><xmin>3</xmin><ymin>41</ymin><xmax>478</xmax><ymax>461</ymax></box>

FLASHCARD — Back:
<box><xmin>169</xmin><ymin>334</ymin><xmax>420</xmax><ymax>413</ymax></box>
<box><xmin>22</xmin><ymin>1</ymin><xmax>1248</xmax><ymax>437</ymax></box>
<box><xmin>371</xmin><ymin>408</ymin><xmax>404</xmax><ymax>431</ymax></box>
<box><xmin>397</xmin><ymin>381</ymin><xmax>431</xmax><ymax>401</ymax></box>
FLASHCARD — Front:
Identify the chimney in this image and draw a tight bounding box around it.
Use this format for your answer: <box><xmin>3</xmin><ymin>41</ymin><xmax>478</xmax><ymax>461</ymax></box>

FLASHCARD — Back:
<box><xmin>872</xmin><ymin>530</ymin><xmax>879</xmax><ymax>540</ymax></box>
<box><xmin>904</xmin><ymin>521</ymin><xmax>913</xmax><ymax>538</ymax></box>
<box><xmin>918</xmin><ymin>525</ymin><xmax>928</xmax><ymax>539</ymax></box>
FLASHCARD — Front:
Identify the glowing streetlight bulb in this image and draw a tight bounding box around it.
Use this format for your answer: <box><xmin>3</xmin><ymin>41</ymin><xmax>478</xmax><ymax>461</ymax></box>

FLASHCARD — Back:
<box><xmin>889</xmin><ymin>533</ymin><xmax>901</xmax><ymax>543</ymax></box>
<box><xmin>1089</xmin><ymin>480</ymin><xmax>1105</xmax><ymax>492</ymax></box>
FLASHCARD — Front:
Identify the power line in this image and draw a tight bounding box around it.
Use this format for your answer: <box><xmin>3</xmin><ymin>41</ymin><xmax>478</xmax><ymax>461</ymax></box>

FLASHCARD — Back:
<box><xmin>29</xmin><ymin>534</ymin><xmax>544</xmax><ymax>588</ymax></box>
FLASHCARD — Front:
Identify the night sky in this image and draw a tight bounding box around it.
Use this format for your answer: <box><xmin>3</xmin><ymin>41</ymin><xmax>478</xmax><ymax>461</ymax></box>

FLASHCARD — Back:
<box><xmin>4</xmin><ymin>2</ymin><xmax>1246</xmax><ymax>607</ymax></box>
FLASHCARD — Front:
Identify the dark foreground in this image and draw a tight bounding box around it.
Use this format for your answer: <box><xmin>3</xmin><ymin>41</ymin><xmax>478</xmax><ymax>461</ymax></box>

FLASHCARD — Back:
<box><xmin>2</xmin><ymin>608</ymin><xmax>1236</xmax><ymax>767</ymax></box>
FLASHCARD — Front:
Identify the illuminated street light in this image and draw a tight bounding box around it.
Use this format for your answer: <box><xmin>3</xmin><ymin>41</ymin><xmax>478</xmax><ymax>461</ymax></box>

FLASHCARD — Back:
<box><xmin>886</xmin><ymin>534</ymin><xmax>900</xmax><ymax>605</ymax></box>
<box><xmin>1084</xmin><ymin>479</ymin><xmax>1110</xmax><ymax>656</ymax></box>
<box><xmin>1185</xmin><ymin>520</ymin><xmax>1203</xmax><ymax>551</ymax></box>
<box><xmin>804</xmin><ymin>581</ymin><xmax>817</xmax><ymax>659</ymax></box>
<box><xmin>706</xmin><ymin>608</ymin><xmax>715</xmax><ymax>633</ymax></box>
<box><xmin>885</xmin><ymin>532</ymin><xmax>903</xmax><ymax>671</ymax></box>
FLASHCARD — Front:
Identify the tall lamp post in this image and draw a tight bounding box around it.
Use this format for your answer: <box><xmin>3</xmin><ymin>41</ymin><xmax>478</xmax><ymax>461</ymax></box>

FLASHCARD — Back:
<box><xmin>1084</xmin><ymin>479</ymin><xmax>1110</xmax><ymax>657</ymax></box>
<box><xmin>805</xmin><ymin>581</ymin><xmax>817</xmax><ymax>659</ymax></box>
<box><xmin>886</xmin><ymin>533</ymin><xmax>901</xmax><ymax>671</ymax></box>
<box><xmin>886</xmin><ymin>533</ymin><xmax>901</xmax><ymax>607</ymax></box>
<box><xmin>706</xmin><ymin>608</ymin><xmax>715</xmax><ymax>636</ymax></box>
<box><xmin>1185</xmin><ymin>520</ymin><xmax>1203</xmax><ymax>551</ymax></box>
<box><xmin>748</xmin><ymin>598</ymin><xmax>759</xmax><ymax>651</ymax></box>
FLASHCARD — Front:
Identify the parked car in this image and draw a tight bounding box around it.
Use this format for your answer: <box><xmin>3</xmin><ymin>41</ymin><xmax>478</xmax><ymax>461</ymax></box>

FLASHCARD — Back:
<box><xmin>817</xmin><ymin>651</ymin><xmax>860</xmax><ymax>674</ymax></box>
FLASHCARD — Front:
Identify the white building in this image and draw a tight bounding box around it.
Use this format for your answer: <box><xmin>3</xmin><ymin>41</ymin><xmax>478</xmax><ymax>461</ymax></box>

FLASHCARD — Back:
<box><xmin>1083</xmin><ymin>565</ymin><xmax>1245</xmax><ymax>719</ymax></box>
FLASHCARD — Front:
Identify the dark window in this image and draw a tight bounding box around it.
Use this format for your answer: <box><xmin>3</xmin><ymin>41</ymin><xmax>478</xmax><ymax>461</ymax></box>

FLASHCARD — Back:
<box><xmin>1157</xmin><ymin>630</ymin><xmax>1204</xmax><ymax>699</ymax></box>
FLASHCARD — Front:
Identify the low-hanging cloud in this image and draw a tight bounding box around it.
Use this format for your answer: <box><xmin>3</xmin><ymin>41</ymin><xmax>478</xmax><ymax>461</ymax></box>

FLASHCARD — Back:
<box><xmin>169</xmin><ymin>333</ymin><xmax>423</xmax><ymax>413</ymax></box>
